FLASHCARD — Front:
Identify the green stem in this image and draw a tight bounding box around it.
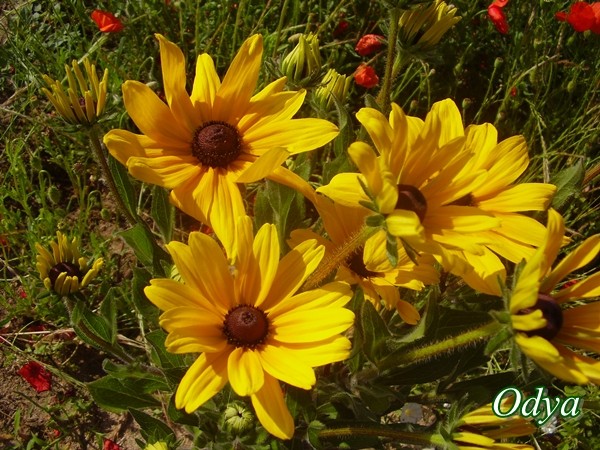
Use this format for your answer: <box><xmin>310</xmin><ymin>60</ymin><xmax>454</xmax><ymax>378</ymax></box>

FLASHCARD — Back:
<box><xmin>303</xmin><ymin>225</ymin><xmax>379</xmax><ymax>290</ymax></box>
<box><xmin>272</xmin><ymin>0</ymin><xmax>291</xmax><ymax>59</ymax></box>
<box><xmin>381</xmin><ymin>321</ymin><xmax>503</xmax><ymax>370</ymax></box>
<box><xmin>319</xmin><ymin>426</ymin><xmax>445</xmax><ymax>448</ymax></box>
<box><xmin>88</xmin><ymin>126</ymin><xmax>137</xmax><ymax>227</ymax></box>
<box><xmin>376</xmin><ymin>8</ymin><xmax>401</xmax><ymax>114</ymax></box>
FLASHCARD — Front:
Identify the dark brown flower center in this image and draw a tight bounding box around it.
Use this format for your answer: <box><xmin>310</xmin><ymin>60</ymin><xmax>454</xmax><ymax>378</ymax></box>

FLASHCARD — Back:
<box><xmin>223</xmin><ymin>305</ymin><xmax>269</xmax><ymax>348</ymax></box>
<box><xmin>48</xmin><ymin>262</ymin><xmax>81</xmax><ymax>287</ymax></box>
<box><xmin>516</xmin><ymin>293</ymin><xmax>563</xmax><ymax>341</ymax></box>
<box><xmin>395</xmin><ymin>184</ymin><xmax>428</xmax><ymax>222</ymax></box>
<box><xmin>346</xmin><ymin>247</ymin><xmax>377</xmax><ymax>278</ymax></box>
<box><xmin>191</xmin><ymin>121</ymin><xmax>242</xmax><ymax>168</ymax></box>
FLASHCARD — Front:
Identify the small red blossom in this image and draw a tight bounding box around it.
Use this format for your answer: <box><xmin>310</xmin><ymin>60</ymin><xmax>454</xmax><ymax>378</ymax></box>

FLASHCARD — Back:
<box><xmin>488</xmin><ymin>0</ymin><xmax>510</xmax><ymax>34</ymax></box>
<box><xmin>333</xmin><ymin>20</ymin><xmax>350</xmax><ymax>38</ymax></box>
<box><xmin>18</xmin><ymin>361</ymin><xmax>52</xmax><ymax>393</ymax></box>
<box><xmin>510</xmin><ymin>86</ymin><xmax>517</xmax><ymax>97</ymax></box>
<box><xmin>556</xmin><ymin>2</ymin><xmax>600</xmax><ymax>34</ymax></box>
<box><xmin>91</xmin><ymin>10</ymin><xmax>124</xmax><ymax>33</ymax></box>
<box><xmin>103</xmin><ymin>439</ymin><xmax>122</xmax><ymax>450</ymax></box>
<box><xmin>354</xmin><ymin>64</ymin><xmax>379</xmax><ymax>88</ymax></box>
<box><xmin>18</xmin><ymin>287</ymin><xmax>27</xmax><ymax>299</ymax></box>
<box><xmin>355</xmin><ymin>34</ymin><xmax>385</xmax><ymax>56</ymax></box>
<box><xmin>561</xmin><ymin>279</ymin><xmax>579</xmax><ymax>289</ymax></box>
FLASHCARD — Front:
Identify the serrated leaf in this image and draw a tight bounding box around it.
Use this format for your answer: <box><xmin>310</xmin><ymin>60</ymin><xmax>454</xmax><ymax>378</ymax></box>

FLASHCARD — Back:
<box><xmin>129</xmin><ymin>408</ymin><xmax>174</xmax><ymax>442</ymax></box>
<box><xmin>551</xmin><ymin>160</ymin><xmax>585</xmax><ymax>210</ymax></box>
<box><xmin>151</xmin><ymin>185</ymin><xmax>174</xmax><ymax>242</ymax></box>
<box><xmin>87</xmin><ymin>375</ymin><xmax>161</xmax><ymax>413</ymax></box>
<box><xmin>72</xmin><ymin>300</ymin><xmax>113</xmax><ymax>345</ymax></box>
<box><xmin>360</xmin><ymin>300</ymin><xmax>391</xmax><ymax>365</ymax></box>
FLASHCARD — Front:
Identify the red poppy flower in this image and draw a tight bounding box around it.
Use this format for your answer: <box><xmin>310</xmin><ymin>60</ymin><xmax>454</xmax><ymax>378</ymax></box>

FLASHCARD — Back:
<box><xmin>354</xmin><ymin>64</ymin><xmax>379</xmax><ymax>88</ymax></box>
<box><xmin>18</xmin><ymin>361</ymin><xmax>52</xmax><ymax>393</ymax></box>
<box><xmin>103</xmin><ymin>439</ymin><xmax>122</xmax><ymax>450</ymax></box>
<box><xmin>556</xmin><ymin>2</ymin><xmax>600</xmax><ymax>33</ymax></box>
<box><xmin>333</xmin><ymin>20</ymin><xmax>350</xmax><ymax>38</ymax></box>
<box><xmin>355</xmin><ymin>34</ymin><xmax>385</xmax><ymax>56</ymax></box>
<box><xmin>91</xmin><ymin>10</ymin><xmax>124</xmax><ymax>33</ymax></box>
<box><xmin>488</xmin><ymin>0</ymin><xmax>510</xmax><ymax>34</ymax></box>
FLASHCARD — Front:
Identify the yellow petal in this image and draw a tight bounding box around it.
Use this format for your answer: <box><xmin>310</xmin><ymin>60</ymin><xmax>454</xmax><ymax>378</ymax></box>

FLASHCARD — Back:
<box><xmin>212</xmin><ymin>34</ymin><xmax>263</xmax><ymax>123</ymax></box>
<box><xmin>127</xmin><ymin>155</ymin><xmax>202</xmax><ymax>189</ymax></box>
<box><xmin>388</xmin><ymin>103</ymin><xmax>423</xmax><ymax>178</ymax></box>
<box><xmin>272</xmin><ymin>308</ymin><xmax>355</xmax><ymax>343</ymax></box>
<box><xmin>386</xmin><ymin>209</ymin><xmax>425</xmax><ymax>238</ymax></box>
<box><xmin>476</xmin><ymin>183</ymin><xmax>556</xmax><ymax>212</ymax></box>
<box><xmin>103</xmin><ymin>129</ymin><xmax>161</xmax><ymax>165</ymax></box>
<box><xmin>145</xmin><ymin>278</ymin><xmax>211</xmax><ymax>311</ymax></box>
<box><xmin>122</xmin><ymin>80</ymin><xmax>190</xmax><ymax>146</ymax></box>
<box><xmin>251</xmin><ymin>223</ymin><xmax>280</xmax><ymax>307</ymax></box>
<box><xmin>258</xmin><ymin>344</ymin><xmax>315</xmax><ymax>389</ymax></box>
<box><xmin>176</xmin><ymin>351</ymin><xmax>231</xmax><ymax>413</ymax></box>
<box><xmin>227</xmin><ymin>348</ymin><xmax>265</xmax><ymax>396</ymax></box>
<box><xmin>509</xmin><ymin>246</ymin><xmax>545</xmax><ymax>313</ymax></box>
<box><xmin>425</xmin><ymin>206</ymin><xmax>500</xmax><ymax>233</ymax></box>
<box><xmin>160</xmin><ymin>307</ymin><xmax>226</xmax><ymax>353</ymax></box>
<box><xmin>190</xmin><ymin>53</ymin><xmax>220</xmax><ymax>123</ymax></box>
<box><xmin>245</xmin><ymin>118</ymin><xmax>339</xmax><ymax>155</ymax></box>
<box><xmin>511</xmin><ymin>310</ymin><xmax>547</xmax><ymax>332</ymax></box>
<box><xmin>267</xmin><ymin>166</ymin><xmax>317</xmax><ymax>204</ymax></box>
<box><xmin>317</xmin><ymin>173</ymin><xmax>370</xmax><ymax>207</ymax></box>
<box><xmin>542</xmin><ymin>234</ymin><xmax>600</xmax><ymax>295</ymax></box>
<box><xmin>541</xmin><ymin>208</ymin><xmax>565</xmax><ymax>276</ymax></box>
<box><xmin>356</xmin><ymin>107</ymin><xmax>393</xmax><ymax>156</ymax></box>
<box><xmin>273</xmin><ymin>336</ymin><xmax>352</xmax><ymax>368</ymax></box>
<box><xmin>260</xmin><ymin>239</ymin><xmax>324</xmax><ymax>311</ymax></box>
<box><xmin>268</xmin><ymin>281</ymin><xmax>352</xmax><ymax>318</ymax></box>
<box><xmin>250</xmin><ymin>374</ymin><xmax>294</xmax><ymax>439</ymax></box>
<box><xmin>155</xmin><ymin>34</ymin><xmax>200</xmax><ymax>134</ymax></box>
<box><xmin>235</xmin><ymin>148</ymin><xmax>289</xmax><ymax>183</ymax></box>
<box><xmin>554</xmin><ymin>271</ymin><xmax>600</xmax><ymax>301</ymax></box>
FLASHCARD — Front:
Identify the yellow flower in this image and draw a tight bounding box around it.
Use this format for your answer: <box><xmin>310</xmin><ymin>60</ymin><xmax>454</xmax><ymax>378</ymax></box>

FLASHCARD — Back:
<box><xmin>510</xmin><ymin>208</ymin><xmax>600</xmax><ymax>384</ymax></box>
<box><xmin>42</xmin><ymin>58</ymin><xmax>108</xmax><ymax>125</ymax></box>
<box><xmin>318</xmin><ymin>100</ymin><xmax>504</xmax><ymax>294</ymax></box>
<box><xmin>398</xmin><ymin>0</ymin><xmax>461</xmax><ymax>53</ymax></box>
<box><xmin>104</xmin><ymin>34</ymin><xmax>338</xmax><ymax>255</ymax></box>
<box><xmin>144</xmin><ymin>442</ymin><xmax>168</xmax><ymax>450</ymax></box>
<box><xmin>144</xmin><ymin>216</ymin><xmax>354</xmax><ymax>439</ymax></box>
<box><xmin>452</xmin><ymin>401</ymin><xmax>535</xmax><ymax>449</ymax></box>
<box><xmin>36</xmin><ymin>231</ymin><xmax>103</xmax><ymax>295</ymax></box>
<box><xmin>289</xmin><ymin>196</ymin><xmax>438</xmax><ymax>324</ymax></box>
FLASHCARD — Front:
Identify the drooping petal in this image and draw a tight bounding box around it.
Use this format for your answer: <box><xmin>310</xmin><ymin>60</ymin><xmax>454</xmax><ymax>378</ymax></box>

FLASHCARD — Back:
<box><xmin>250</xmin><ymin>374</ymin><xmax>294</xmax><ymax>440</ymax></box>
<box><xmin>258</xmin><ymin>344</ymin><xmax>315</xmax><ymax>389</ymax></box>
<box><xmin>176</xmin><ymin>351</ymin><xmax>231</xmax><ymax>413</ymax></box>
<box><xmin>227</xmin><ymin>348</ymin><xmax>265</xmax><ymax>396</ymax></box>
<box><xmin>317</xmin><ymin>173</ymin><xmax>371</xmax><ymax>207</ymax></box>
<box><xmin>356</xmin><ymin>107</ymin><xmax>394</xmax><ymax>156</ymax></box>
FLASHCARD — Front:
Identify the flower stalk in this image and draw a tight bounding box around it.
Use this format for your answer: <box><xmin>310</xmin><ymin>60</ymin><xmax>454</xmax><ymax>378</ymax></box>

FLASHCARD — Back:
<box><xmin>376</xmin><ymin>8</ymin><xmax>401</xmax><ymax>114</ymax></box>
<box><xmin>319</xmin><ymin>425</ymin><xmax>445</xmax><ymax>447</ymax></box>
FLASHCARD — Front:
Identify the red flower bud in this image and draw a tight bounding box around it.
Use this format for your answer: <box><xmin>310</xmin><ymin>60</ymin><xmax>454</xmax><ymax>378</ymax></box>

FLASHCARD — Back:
<box><xmin>354</xmin><ymin>64</ymin><xmax>379</xmax><ymax>89</ymax></box>
<box><xmin>355</xmin><ymin>34</ymin><xmax>384</xmax><ymax>56</ymax></box>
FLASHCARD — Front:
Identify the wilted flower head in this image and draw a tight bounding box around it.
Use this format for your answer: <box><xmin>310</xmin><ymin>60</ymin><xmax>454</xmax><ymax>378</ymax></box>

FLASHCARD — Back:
<box><xmin>41</xmin><ymin>58</ymin><xmax>108</xmax><ymax>125</ymax></box>
<box><xmin>354</xmin><ymin>64</ymin><xmax>379</xmax><ymax>88</ymax></box>
<box><xmin>36</xmin><ymin>231</ymin><xmax>103</xmax><ymax>296</ymax></box>
<box><xmin>314</xmin><ymin>68</ymin><xmax>352</xmax><ymax>111</ymax></box>
<box><xmin>280</xmin><ymin>33</ymin><xmax>322</xmax><ymax>85</ymax></box>
<box><xmin>398</xmin><ymin>0</ymin><xmax>461</xmax><ymax>52</ymax></box>
<box><xmin>91</xmin><ymin>10</ymin><xmax>124</xmax><ymax>33</ymax></box>
<box><xmin>355</xmin><ymin>34</ymin><xmax>385</xmax><ymax>56</ymax></box>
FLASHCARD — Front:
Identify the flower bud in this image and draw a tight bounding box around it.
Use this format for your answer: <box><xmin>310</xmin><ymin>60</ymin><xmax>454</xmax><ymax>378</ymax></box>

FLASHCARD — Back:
<box><xmin>314</xmin><ymin>68</ymin><xmax>352</xmax><ymax>111</ymax></box>
<box><xmin>224</xmin><ymin>403</ymin><xmax>254</xmax><ymax>433</ymax></box>
<box><xmin>280</xmin><ymin>33</ymin><xmax>322</xmax><ymax>85</ymax></box>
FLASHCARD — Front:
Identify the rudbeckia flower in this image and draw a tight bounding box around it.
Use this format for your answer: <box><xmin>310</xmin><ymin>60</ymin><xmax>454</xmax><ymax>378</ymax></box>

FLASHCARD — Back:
<box><xmin>318</xmin><ymin>100</ymin><xmax>504</xmax><ymax>293</ymax></box>
<box><xmin>144</xmin><ymin>216</ymin><xmax>354</xmax><ymax>439</ymax></box>
<box><xmin>36</xmin><ymin>231</ymin><xmax>103</xmax><ymax>296</ymax></box>
<box><xmin>510</xmin><ymin>209</ymin><xmax>600</xmax><ymax>384</ymax></box>
<box><xmin>451</xmin><ymin>400</ymin><xmax>535</xmax><ymax>449</ymax></box>
<box><xmin>289</xmin><ymin>196</ymin><xmax>438</xmax><ymax>324</ymax></box>
<box><xmin>104</xmin><ymin>34</ymin><xmax>339</xmax><ymax>255</ymax></box>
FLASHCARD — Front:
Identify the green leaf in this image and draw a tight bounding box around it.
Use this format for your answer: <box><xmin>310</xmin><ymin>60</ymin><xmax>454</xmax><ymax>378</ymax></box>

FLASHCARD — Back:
<box><xmin>131</xmin><ymin>268</ymin><xmax>159</xmax><ymax>322</ymax></box>
<box><xmin>99</xmin><ymin>289</ymin><xmax>118</xmax><ymax>344</ymax></box>
<box><xmin>359</xmin><ymin>299</ymin><xmax>391</xmax><ymax>365</ymax></box>
<box><xmin>108</xmin><ymin>153</ymin><xmax>137</xmax><ymax>218</ymax></box>
<box><xmin>71</xmin><ymin>300</ymin><xmax>113</xmax><ymax>346</ymax></box>
<box><xmin>385</xmin><ymin>232</ymin><xmax>398</xmax><ymax>267</ymax></box>
<box><xmin>166</xmin><ymin>395</ymin><xmax>199</xmax><ymax>427</ymax></box>
<box><xmin>151</xmin><ymin>185</ymin><xmax>174</xmax><ymax>242</ymax></box>
<box><xmin>484</xmin><ymin>326</ymin><xmax>512</xmax><ymax>355</ymax></box>
<box><xmin>146</xmin><ymin>329</ymin><xmax>187</xmax><ymax>369</ymax></box>
<box><xmin>551</xmin><ymin>160</ymin><xmax>585</xmax><ymax>210</ymax></box>
<box><xmin>119</xmin><ymin>224</ymin><xmax>155</xmax><ymax>267</ymax></box>
<box><xmin>128</xmin><ymin>408</ymin><xmax>174</xmax><ymax>442</ymax></box>
<box><xmin>87</xmin><ymin>375</ymin><xmax>162</xmax><ymax>413</ymax></box>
